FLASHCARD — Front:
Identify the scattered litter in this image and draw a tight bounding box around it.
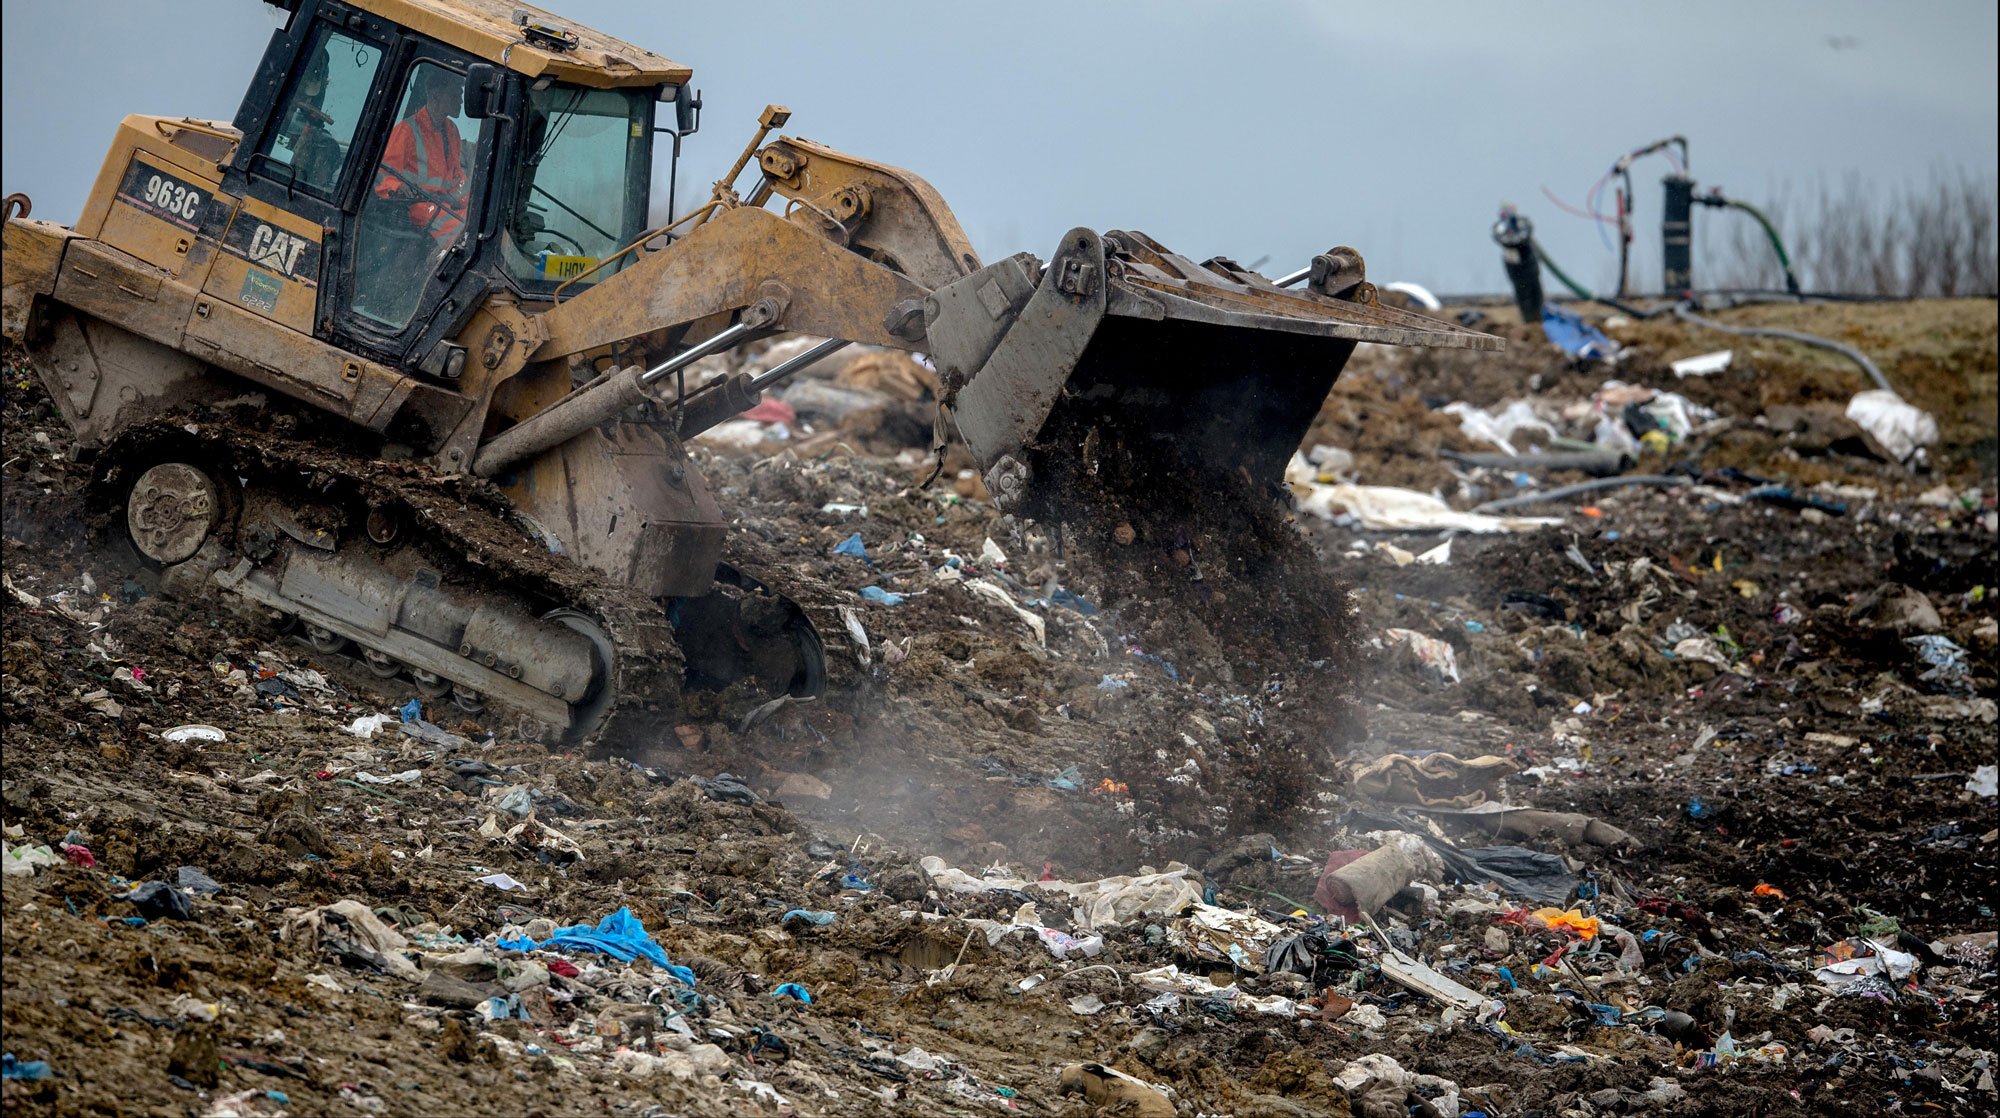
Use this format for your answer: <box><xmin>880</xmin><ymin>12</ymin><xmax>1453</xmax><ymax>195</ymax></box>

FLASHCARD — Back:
<box><xmin>1383</xmin><ymin>628</ymin><xmax>1462</xmax><ymax>683</ymax></box>
<box><xmin>1288</xmin><ymin>457</ymin><xmax>1562</xmax><ymax>532</ymax></box>
<box><xmin>1056</xmin><ymin>1063</ymin><xmax>1174</xmax><ymax>1117</ymax></box>
<box><xmin>1967</xmin><ymin>765</ymin><xmax>1998</xmax><ymax>798</ymax></box>
<box><xmin>832</xmin><ymin>533</ymin><xmax>871</xmax><ymax>562</ymax></box>
<box><xmin>1905</xmin><ymin>635</ymin><xmax>1973</xmax><ymax>694</ymax></box>
<box><xmin>1670</xmin><ymin>349</ymin><xmax>1732</xmax><ymax>377</ymax></box>
<box><xmin>2</xmin><ymin>843</ymin><xmax>59</xmax><ymax>877</ymax></box>
<box><xmin>2</xmin><ymin>1054</ymin><xmax>55</xmax><ymax>1081</ymax></box>
<box><xmin>1351</xmin><ymin>752</ymin><xmax>1514</xmax><ymax>808</ymax></box>
<box><xmin>176</xmin><ymin>866</ymin><xmax>224</xmax><ymax>896</ymax></box>
<box><xmin>344</xmin><ymin>713</ymin><xmax>393</xmax><ymax>738</ymax></box>
<box><xmin>355</xmin><ymin>769</ymin><xmax>421</xmax><ymax>785</ymax></box>
<box><xmin>1540</xmin><ymin>304</ymin><xmax>1618</xmax><ymax>361</ymax></box>
<box><xmin>1443</xmin><ymin>399</ymin><xmax>1559</xmax><ymax>455</ymax></box>
<box><xmin>123</xmin><ymin>882</ymin><xmax>195</xmax><ymax>922</ymax></box>
<box><xmin>498</xmin><ymin>908</ymin><xmax>696</xmax><ymax>986</ymax></box>
<box><xmin>1846</xmin><ymin>389</ymin><xmax>1939</xmax><ymax>462</ymax></box>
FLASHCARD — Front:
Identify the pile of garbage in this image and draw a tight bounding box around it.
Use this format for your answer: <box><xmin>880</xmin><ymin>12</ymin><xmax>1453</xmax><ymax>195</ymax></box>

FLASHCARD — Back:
<box><xmin>2</xmin><ymin>297</ymin><xmax>1994</xmax><ymax>1116</ymax></box>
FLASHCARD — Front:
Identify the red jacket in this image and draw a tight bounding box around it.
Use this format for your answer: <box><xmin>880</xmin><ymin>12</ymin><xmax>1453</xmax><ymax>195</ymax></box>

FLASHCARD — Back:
<box><xmin>375</xmin><ymin>106</ymin><xmax>467</xmax><ymax>240</ymax></box>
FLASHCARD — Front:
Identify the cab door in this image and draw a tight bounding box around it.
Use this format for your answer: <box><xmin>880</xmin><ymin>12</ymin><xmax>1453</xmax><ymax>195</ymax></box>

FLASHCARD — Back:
<box><xmin>326</xmin><ymin>48</ymin><xmax>496</xmax><ymax>376</ymax></box>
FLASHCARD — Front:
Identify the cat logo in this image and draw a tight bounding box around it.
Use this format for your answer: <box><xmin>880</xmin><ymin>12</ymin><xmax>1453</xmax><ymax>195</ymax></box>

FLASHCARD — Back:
<box><xmin>247</xmin><ymin>223</ymin><xmax>310</xmax><ymax>277</ymax></box>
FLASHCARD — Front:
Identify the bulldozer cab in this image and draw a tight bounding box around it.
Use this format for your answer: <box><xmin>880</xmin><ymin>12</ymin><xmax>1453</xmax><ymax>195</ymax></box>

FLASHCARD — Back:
<box><xmin>220</xmin><ymin>0</ymin><xmax>682</xmax><ymax>376</ymax></box>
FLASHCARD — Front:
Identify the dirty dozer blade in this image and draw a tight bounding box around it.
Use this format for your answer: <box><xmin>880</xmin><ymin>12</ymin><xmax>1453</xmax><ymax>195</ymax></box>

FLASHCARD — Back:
<box><xmin>926</xmin><ymin>228</ymin><xmax>1500</xmax><ymax>512</ymax></box>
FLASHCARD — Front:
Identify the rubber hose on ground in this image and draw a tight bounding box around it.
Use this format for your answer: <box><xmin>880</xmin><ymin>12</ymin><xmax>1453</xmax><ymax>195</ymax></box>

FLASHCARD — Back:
<box><xmin>1472</xmin><ymin>475</ymin><xmax>1685</xmax><ymax>513</ymax></box>
<box><xmin>1530</xmin><ymin>240</ymin><xmax>1676</xmax><ymax>319</ymax></box>
<box><xmin>1671</xmin><ymin>304</ymin><xmax>1894</xmax><ymax>395</ymax></box>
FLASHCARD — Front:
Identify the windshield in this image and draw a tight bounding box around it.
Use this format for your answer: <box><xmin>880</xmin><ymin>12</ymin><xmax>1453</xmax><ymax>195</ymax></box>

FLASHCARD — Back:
<box><xmin>502</xmin><ymin>83</ymin><xmax>650</xmax><ymax>291</ymax></box>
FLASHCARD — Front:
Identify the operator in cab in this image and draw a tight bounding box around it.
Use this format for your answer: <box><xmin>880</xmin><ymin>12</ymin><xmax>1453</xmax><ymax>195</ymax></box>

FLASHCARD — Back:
<box><xmin>374</xmin><ymin>67</ymin><xmax>469</xmax><ymax>245</ymax></box>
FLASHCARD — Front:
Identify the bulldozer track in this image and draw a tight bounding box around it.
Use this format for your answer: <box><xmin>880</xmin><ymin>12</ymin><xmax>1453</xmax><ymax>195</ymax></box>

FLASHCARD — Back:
<box><xmin>95</xmin><ymin>413</ymin><xmax>683</xmax><ymax>749</ymax></box>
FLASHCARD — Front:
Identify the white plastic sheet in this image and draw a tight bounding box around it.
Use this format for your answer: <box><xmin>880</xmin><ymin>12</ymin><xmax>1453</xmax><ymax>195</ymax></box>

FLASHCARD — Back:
<box><xmin>1846</xmin><ymin>390</ymin><xmax>1939</xmax><ymax>462</ymax></box>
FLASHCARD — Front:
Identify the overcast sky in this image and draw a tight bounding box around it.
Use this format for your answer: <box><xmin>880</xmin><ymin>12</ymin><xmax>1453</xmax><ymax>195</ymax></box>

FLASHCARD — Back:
<box><xmin>5</xmin><ymin>0</ymin><xmax>1994</xmax><ymax>294</ymax></box>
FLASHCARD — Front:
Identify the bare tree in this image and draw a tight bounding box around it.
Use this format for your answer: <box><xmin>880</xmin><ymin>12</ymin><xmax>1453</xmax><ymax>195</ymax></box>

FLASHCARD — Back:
<box><xmin>1702</xmin><ymin>167</ymin><xmax>1996</xmax><ymax>296</ymax></box>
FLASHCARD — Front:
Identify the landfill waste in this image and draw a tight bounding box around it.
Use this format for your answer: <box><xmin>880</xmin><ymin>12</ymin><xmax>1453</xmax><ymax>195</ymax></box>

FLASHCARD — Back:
<box><xmin>1968</xmin><ymin>765</ymin><xmax>1999</xmax><ymax>798</ymax></box>
<box><xmin>1383</xmin><ymin>628</ymin><xmax>1463</xmax><ymax>683</ymax></box>
<box><xmin>497</xmin><ymin>907</ymin><xmax>697</xmax><ymax>986</ymax></box>
<box><xmin>2</xmin><ymin>843</ymin><xmax>59</xmax><ymax>877</ymax></box>
<box><xmin>280</xmin><ymin>899</ymin><xmax>421</xmax><ymax>979</ymax></box>
<box><xmin>832</xmin><ymin>532</ymin><xmax>871</xmax><ymax>562</ymax></box>
<box><xmin>1906</xmin><ymin>634</ymin><xmax>1974</xmax><ymax>694</ymax></box>
<box><xmin>121</xmin><ymin>882</ymin><xmax>193</xmax><ymax>922</ymax></box>
<box><xmin>1314</xmin><ymin>833</ymin><xmax>1444</xmax><ymax>920</ymax></box>
<box><xmin>342</xmin><ymin>713</ymin><xmax>392</xmax><ymax>738</ymax></box>
<box><xmin>1670</xmin><ymin>349</ymin><xmax>1732</xmax><ymax>377</ymax></box>
<box><xmin>1288</xmin><ymin>457</ymin><xmax>1564</xmax><ymax>531</ymax></box>
<box><xmin>1055</xmin><ymin>1063</ymin><xmax>1175</xmax><ymax>1117</ymax></box>
<box><xmin>1847</xmin><ymin>388</ymin><xmax>1940</xmax><ymax>462</ymax></box>
<box><xmin>2</xmin><ymin>1053</ymin><xmax>55</xmax><ymax>1081</ymax></box>
<box><xmin>1351</xmin><ymin>751</ymin><xmax>1516</xmax><ymax>807</ymax></box>
<box><xmin>175</xmin><ymin>866</ymin><xmax>224</xmax><ymax>895</ymax></box>
<box><xmin>1</xmin><ymin>295</ymin><xmax>1994</xmax><ymax>1115</ymax></box>
<box><xmin>1443</xmin><ymin>399</ymin><xmax>1560</xmax><ymax>456</ymax></box>
<box><xmin>1541</xmin><ymin>304</ymin><xmax>1619</xmax><ymax>361</ymax></box>
<box><xmin>1333</xmin><ymin>1053</ymin><xmax>1462</xmax><ymax>1118</ymax></box>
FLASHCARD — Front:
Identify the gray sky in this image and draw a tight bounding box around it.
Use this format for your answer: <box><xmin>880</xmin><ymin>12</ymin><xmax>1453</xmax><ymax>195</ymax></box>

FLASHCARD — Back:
<box><xmin>5</xmin><ymin>0</ymin><xmax>1994</xmax><ymax>293</ymax></box>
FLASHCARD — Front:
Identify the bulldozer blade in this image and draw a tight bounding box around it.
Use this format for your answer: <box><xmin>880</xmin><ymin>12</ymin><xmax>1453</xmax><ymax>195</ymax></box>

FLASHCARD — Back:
<box><xmin>927</xmin><ymin>227</ymin><xmax>1500</xmax><ymax>512</ymax></box>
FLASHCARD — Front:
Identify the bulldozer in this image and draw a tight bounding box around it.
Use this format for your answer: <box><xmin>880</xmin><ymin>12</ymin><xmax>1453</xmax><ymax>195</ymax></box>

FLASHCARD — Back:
<box><xmin>1</xmin><ymin>0</ymin><xmax>1497</xmax><ymax>745</ymax></box>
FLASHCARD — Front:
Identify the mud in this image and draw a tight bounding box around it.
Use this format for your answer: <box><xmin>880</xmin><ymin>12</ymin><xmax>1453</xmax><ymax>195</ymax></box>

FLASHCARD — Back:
<box><xmin>3</xmin><ymin>301</ymin><xmax>1996</xmax><ymax>1116</ymax></box>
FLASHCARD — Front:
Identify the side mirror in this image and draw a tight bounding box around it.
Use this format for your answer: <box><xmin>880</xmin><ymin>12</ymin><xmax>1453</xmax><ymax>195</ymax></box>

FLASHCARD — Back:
<box><xmin>674</xmin><ymin>83</ymin><xmax>701</xmax><ymax>135</ymax></box>
<box><xmin>464</xmin><ymin>62</ymin><xmax>497</xmax><ymax>119</ymax></box>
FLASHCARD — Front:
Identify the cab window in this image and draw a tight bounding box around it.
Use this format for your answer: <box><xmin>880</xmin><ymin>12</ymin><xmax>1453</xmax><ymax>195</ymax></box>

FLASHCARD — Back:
<box><xmin>351</xmin><ymin>62</ymin><xmax>479</xmax><ymax>330</ymax></box>
<box><xmin>502</xmin><ymin>83</ymin><xmax>649</xmax><ymax>290</ymax></box>
<box><xmin>257</xmin><ymin>26</ymin><xmax>382</xmax><ymax>195</ymax></box>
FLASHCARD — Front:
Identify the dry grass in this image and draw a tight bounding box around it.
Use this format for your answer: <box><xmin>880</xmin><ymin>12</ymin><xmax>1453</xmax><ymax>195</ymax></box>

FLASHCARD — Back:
<box><xmin>1704</xmin><ymin>167</ymin><xmax>1998</xmax><ymax>296</ymax></box>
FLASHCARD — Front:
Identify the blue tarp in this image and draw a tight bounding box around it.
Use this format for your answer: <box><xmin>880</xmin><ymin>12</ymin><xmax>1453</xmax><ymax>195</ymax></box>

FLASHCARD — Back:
<box><xmin>497</xmin><ymin>907</ymin><xmax>696</xmax><ymax>986</ymax></box>
<box><xmin>1540</xmin><ymin>305</ymin><xmax>1617</xmax><ymax>361</ymax></box>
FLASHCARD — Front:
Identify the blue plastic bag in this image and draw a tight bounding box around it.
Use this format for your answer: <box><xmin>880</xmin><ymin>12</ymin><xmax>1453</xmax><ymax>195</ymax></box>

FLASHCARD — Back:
<box><xmin>498</xmin><ymin>907</ymin><xmax>697</xmax><ymax>987</ymax></box>
<box><xmin>832</xmin><ymin>533</ymin><xmax>870</xmax><ymax>562</ymax></box>
<box><xmin>2</xmin><ymin>1053</ymin><xmax>53</xmax><ymax>1081</ymax></box>
<box><xmin>773</xmin><ymin>983</ymin><xmax>812</xmax><ymax>1003</ymax></box>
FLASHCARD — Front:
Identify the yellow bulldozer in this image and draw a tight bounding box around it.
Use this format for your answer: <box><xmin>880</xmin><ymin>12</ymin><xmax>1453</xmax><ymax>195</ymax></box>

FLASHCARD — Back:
<box><xmin>1</xmin><ymin>0</ymin><xmax>1496</xmax><ymax>744</ymax></box>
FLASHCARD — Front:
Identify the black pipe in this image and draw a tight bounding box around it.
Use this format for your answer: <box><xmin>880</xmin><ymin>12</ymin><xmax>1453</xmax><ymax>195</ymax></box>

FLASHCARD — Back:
<box><xmin>1442</xmin><ymin>449</ymin><xmax>1634</xmax><ymax>477</ymax></box>
<box><xmin>1661</xmin><ymin>174</ymin><xmax>1695</xmax><ymax>295</ymax></box>
<box><xmin>1492</xmin><ymin>208</ymin><xmax>1545</xmax><ymax>325</ymax></box>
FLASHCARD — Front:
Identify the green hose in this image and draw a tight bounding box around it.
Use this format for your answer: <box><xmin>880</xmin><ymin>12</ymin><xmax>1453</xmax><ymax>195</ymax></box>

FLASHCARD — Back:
<box><xmin>1721</xmin><ymin>198</ymin><xmax>1800</xmax><ymax>296</ymax></box>
<box><xmin>1529</xmin><ymin>240</ymin><xmax>1663</xmax><ymax>318</ymax></box>
<box><xmin>1531</xmin><ymin>238</ymin><xmax>1596</xmax><ymax>302</ymax></box>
